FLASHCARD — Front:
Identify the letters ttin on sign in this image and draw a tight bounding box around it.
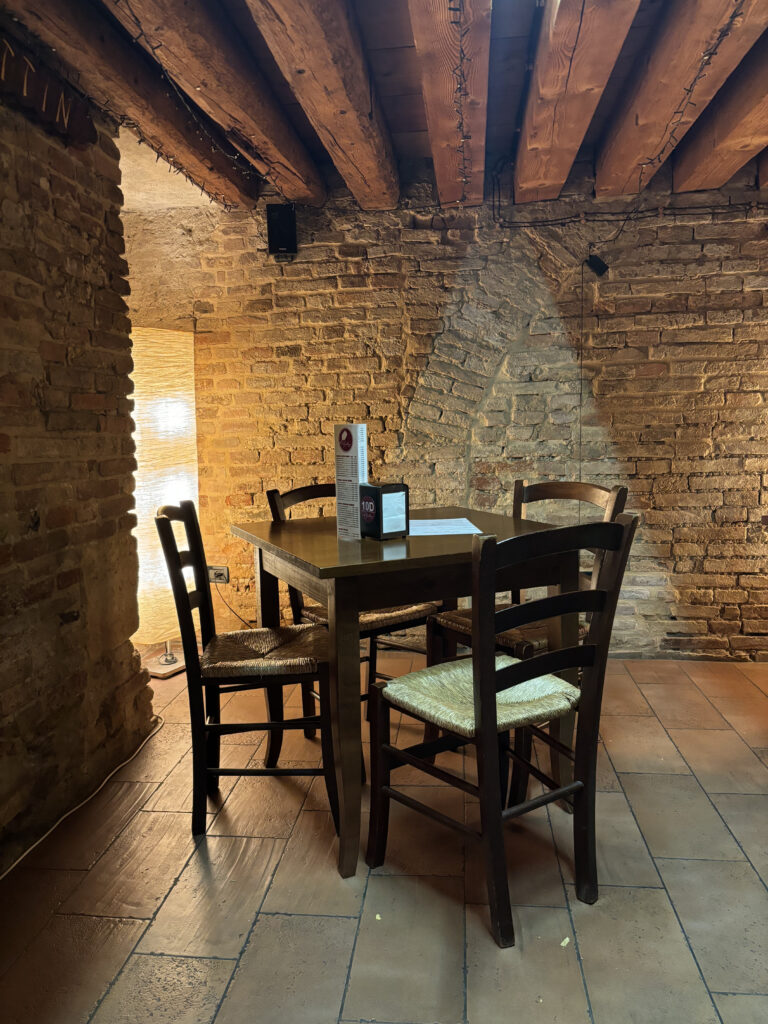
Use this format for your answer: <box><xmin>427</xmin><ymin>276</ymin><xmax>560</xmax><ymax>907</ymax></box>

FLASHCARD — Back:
<box><xmin>0</xmin><ymin>26</ymin><xmax>96</xmax><ymax>148</ymax></box>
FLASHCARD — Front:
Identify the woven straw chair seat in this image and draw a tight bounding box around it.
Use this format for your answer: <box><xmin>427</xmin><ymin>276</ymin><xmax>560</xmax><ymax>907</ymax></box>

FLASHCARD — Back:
<box><xmin>433</xmin><ymin>608</ymin><xmax>587</xmax><ymax>656</ymax></box>
<box><xmin>303</xmin><ymin>601</ymin><xmax>440</xmax><ymax>631</ymax></box>
<box><xmin>383</xmin><ymin>656</ymin><xmax>580</xmax><ymax>739</ymax></box>
<box><xmin>200</xmin><ymin>624</ymin><xmax>327</xmax><ymax>678</ymax></box>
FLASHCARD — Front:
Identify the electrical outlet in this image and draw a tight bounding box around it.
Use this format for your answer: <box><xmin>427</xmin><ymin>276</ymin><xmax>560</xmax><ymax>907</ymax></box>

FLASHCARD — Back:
<box><xmin>208</xmin><ymin>565</ymin><xmax>230</xmax><ymax>584</ymax></box>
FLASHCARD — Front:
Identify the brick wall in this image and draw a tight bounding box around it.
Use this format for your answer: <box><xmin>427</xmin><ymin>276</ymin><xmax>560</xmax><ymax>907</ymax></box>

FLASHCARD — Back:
<box><xmin>124</xmin><ymin>179</ymin><xmax>768</xmax><ymax>660</ymax></box>
<box><xmin>0</xmin><ymin>104</ymin><xmax>153</xmax><ymax>872</ymax></box>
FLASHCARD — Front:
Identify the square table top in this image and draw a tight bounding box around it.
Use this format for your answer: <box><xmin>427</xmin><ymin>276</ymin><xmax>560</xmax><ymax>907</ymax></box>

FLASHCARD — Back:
<box><xmin>231</xmin><ymin>504</ymin><xmax>552</xmax><ymax>579</ymax></box>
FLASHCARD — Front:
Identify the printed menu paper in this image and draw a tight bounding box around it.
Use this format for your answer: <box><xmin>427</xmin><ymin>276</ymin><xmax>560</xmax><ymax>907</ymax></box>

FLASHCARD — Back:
<box><xmin>334</xmin><ymin>423</ymin><xmax>367</xmax><ymax>541</ymax></box>
<box><xmin>409</xmin><ymin>518</ymin><xmax>481</xmax><ymax>536</ymax></box>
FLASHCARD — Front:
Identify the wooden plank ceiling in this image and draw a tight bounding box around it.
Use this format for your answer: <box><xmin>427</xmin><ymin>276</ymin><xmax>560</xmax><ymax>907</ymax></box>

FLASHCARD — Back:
<box><xmin>5</xmin><ymin>0</ymin><xmax>768</xmax><ymax>210</ymax></box>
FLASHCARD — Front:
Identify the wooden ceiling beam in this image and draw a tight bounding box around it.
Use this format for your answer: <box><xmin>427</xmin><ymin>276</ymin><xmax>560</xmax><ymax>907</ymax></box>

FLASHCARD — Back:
<box><xmin>673</xmin><ymin>31</ymin><xmax>768</xmax><ymax>192</ymax></box>
<box><xmin>102</xmin><ymin>0</ymin><xmax>325</xmax><ymax>206</ymax></box>
<box><xmin>6</xmin><ymin>0</ymin><xmax>260</xmax><ymax>207</ymax></box>
<box><xmin>514</xmin><ymin>0</ymin><xmax>641</xmax><ymax>204</ymax></box>
<box><xmin>407</xmin><ymin>0</ymin><xmax>492</xmax><ymax>207</ymax></box>
<box><xmin>241</xmin><ymin>0</ymin><xmax>399</xmax><ymax>210</ymax></box>
<box><xmin>596</xmin><ymin>0</ymin><xmax>768</xmax><ymax>197</ymax></box>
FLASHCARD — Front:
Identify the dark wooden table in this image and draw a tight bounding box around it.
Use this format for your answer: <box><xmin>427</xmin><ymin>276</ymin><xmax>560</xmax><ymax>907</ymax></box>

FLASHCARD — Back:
<box><xmin>232</xmin><ymin>505</ymin><xmax>578</xmax><ymax>877</ymax></box>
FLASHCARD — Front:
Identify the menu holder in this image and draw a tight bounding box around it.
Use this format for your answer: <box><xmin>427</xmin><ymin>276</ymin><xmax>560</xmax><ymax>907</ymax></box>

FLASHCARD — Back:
<box><xmin>334</xmin><ymin>423</ymin><xmax>368</xmax><ymax>541</ymax></box>
<box><xmin>360</xmin><ymin>483</ymin><xmax>409</xmax><ymax>540</ymax></box>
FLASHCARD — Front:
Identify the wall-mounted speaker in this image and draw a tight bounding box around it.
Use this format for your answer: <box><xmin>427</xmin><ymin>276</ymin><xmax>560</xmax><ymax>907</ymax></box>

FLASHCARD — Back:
<box><xmin>266</xmin><ymin>203</ymin><xmax>297</xmax><ymax>259</ymax></box>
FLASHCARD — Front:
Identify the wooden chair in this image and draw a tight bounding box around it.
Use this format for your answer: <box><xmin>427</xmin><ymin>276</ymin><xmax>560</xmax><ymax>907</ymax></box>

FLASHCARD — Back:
<box><xmin>155</xmin><ymin>500</ymin><xmax>338</xmax><ymax>835</ymax></box>
<box><xmin>366</xmin><ymin>514</ymin><xmax>638</xmax><ymax>947</ymax></box>
<box><xmin>427</xmin><ymin>481</ymin><xmax>628</xmax><ymax>660</ymax></box>
<box><xmin>266</xmin><ymin>484</ymin><xmax>440</xmax><ymax>732</ymax></box>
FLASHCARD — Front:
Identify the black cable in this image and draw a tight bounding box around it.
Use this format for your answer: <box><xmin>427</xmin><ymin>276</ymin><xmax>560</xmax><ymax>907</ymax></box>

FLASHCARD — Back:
<box><xmin>215</xmin><ymin>583</ymin><xmax>252</xmax><ymax>628</ymax></box>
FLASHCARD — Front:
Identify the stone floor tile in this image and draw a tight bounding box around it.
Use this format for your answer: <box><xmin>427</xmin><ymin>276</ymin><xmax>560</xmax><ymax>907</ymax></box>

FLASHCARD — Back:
<box><xmin>711</xmin><ymin>794</ymin><xmax>768</xmax><ymax>882</ymax></box>
<box><xmin>657</xmin><ymin>858</ymin><xmax>768</xmax><ymax>994</ymax></box>
<box><xmin>596</xmin><ymin>739</ymin><xmax>621</xmax><ymax>791</ymax></box>
<box><xmin>91</xmin><ymin>953</ymin><xmax>234</xmax><ymax>1024</ymax></box>
<box><xmin>262</xmin><ymin>810</ymin><xmax>366</xmax><ymax>916</ymax></box>
<box><xmin>713</xmin><ymin>994</ymin><xmax>768</xmax><ymax>1024</ymax></box>
<box><xmin>466</xmin><ymin>903</ymin><xmax>589</xmax><ymax>1024</ymax></box>
<box><xmin>464</xmin><ymin>804</ymin><xmax>567</xmax><ymax>906</ymax></box>
<box><xmin>1</xmin><ymin>914</ymin><xmax>145</xmax><ymax>1024</ymax></box>
<box><xmin>622</xmin><ymin>773</ymin><xmax>744</xmax><ymax>860</ymax></box>
<box><xmin>372</xmin><ymin>785</ymin><xmax>465</xmax><ymax>876</ymax></box>
<box><xmin>138</xmin><ymin>836</ymin><xmax>283</xmax><ymax>957</ymax></box>
<box><xmin>735</xmin><ymin>662</ymin><xmax>768</xmax><ymax>696</ymax></box>
<box><xmin>624</xmin><ymin>659</ymin><xmax>692</xmax><ymax>685</ymax></box>
<box><xmin>343</xmin><ymin>875</ymin><xmax>465</xmax><ymax>1024</ymax></box>
<box><xmin>709</xmin><ymin>693</ymin><xmax>768</xmax><ymax>748</ymax></box>
<box><xmin>143</xmin><ymin>743</ymin><xmax>261</xmax><ymax>814</ymax></box>
<box><xmin>602</xmin><ymin>671</ymin><xmax>653</xmax><ymax>716</ymax></box>
<box><xmin>757</xmin><ymin>747</ymin><xmax>768</xmax><ymax>767</ymax></box>
<box><xmin>568</xmin><ymin>885</ymin><xmax>719</xmax><ymax>1024</ymax></box>
<box><xmin>113</xmin><ymin>723</ymin><xmax>191</xmax><ymax>783</ymax></box>
<box><xmin>218</xmin><ymin>690</ymin><xmax>269</xmax><ymax>745</ymax></box>
<box><xmin>600</xmin><ymin>716</ymin><xmax>690</xmax><ymax>774</ymax></box>
<box><xmin>147</xmin><ymin>673</ymin><xmax>188</xmax><ymax>712</ymax></box>
<box><xmin>0</xmin><ymin>867</ymin><xmax>85</xmax><ymax>977</ymax></box>
<box><xmin>668</xmin><ymin>729</ymin><xmax>768</xmax><ymax>794</ymax></box>
<box><xmin>27</xmin><ymin>781</ymin><xmax>156</xmax><ymax>870</ymax></box>
<box><xmin>637</xmin><ymin>682</ymin><xmax>727</xmax><ymax>730</ymax></box>
<box><xmin>550</xmin><ymin>791</ymin><xmax>660</xmax><ymax>887</ymax></box>
<box><xmin>683</xmin><ymin>661</ymin><xmax>759</xmax><ymax>698</ymax></box>
<box><xmin>207</xmin><ymin>767</ymin><xmax>313</xmax><ymax>838</ymax></box>
<box><xmin>61</xmin><ymin>811</ymin><xmax>195</xmax><ymax>918</ymax></box>
<box><xmin>216</xmin><ymin>914</ymin><xmax>357</xmax><ymax>1024</ymax></box>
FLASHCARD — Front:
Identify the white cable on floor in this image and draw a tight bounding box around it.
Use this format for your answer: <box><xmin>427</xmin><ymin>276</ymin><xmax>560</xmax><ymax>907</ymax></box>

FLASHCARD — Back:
<box><xmin>0</xmin><ymin>714</ymin><xmax>166</xmax><ymax>883</ymax></box>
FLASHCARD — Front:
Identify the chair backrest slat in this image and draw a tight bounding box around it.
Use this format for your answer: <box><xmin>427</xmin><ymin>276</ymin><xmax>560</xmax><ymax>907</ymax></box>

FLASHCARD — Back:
<box><xmin>155</xmin><ymin>501</ymin><xmax>217</xmax><ymax>682</ymax></box>
<box><xmin>494</xmin><ymin>643</ymin><xmax>597</xmax><ymax>692</ymax></box>
<box><xmin>494</xmin><ymin>588</ymin><xmax>606</xmax><ymax>635</ymax></box>
<box><xmin>512</xmin><ymin>479</ymin><xmax>627</xmax><ymax>522</ymax></box>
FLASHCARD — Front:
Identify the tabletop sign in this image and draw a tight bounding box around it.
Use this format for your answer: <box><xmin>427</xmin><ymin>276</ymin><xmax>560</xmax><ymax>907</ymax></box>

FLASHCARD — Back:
<box><xmin>334</xmin><ymin>423</ymin><xmax>368</xmax><ymax>541</ymax></box>
<box><xmin>0</xmin><ymin>25</ymin><xmax>97</xmax><ymax>148</ymax></box>
<box><xmin>360</xmin><ymin>483</ymin><xmax>409</xmax><ymax>540</ymax></box>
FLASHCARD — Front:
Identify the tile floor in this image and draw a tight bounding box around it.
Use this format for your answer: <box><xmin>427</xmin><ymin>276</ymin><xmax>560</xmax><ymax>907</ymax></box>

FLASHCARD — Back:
<box><xmin>2</xmin><ymin>655</ymin><xmax>768</xmax><ymax>1024</ymax></box>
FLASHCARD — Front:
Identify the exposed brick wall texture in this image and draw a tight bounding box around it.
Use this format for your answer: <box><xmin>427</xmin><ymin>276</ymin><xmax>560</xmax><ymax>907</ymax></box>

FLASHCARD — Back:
<box><xmin>0</xmin><ymin>104</ymin><xmax>153</xmax><ymax>872</ymax></box>
<box><xmin>124</xmin><ymin>182</ymin><xmax>768</xmax><ymax>661</ymax></box>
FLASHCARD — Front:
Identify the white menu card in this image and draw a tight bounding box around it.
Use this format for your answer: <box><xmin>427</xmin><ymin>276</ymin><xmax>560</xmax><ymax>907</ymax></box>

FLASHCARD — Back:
<box><xmin>334</xmin><ymin>423</ymin><xmax>368</xmax><ymax>541</ymax></box>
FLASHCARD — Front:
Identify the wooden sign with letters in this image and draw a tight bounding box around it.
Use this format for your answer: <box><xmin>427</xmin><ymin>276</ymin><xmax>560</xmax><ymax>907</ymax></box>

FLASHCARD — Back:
<box><xmin>0</xmin><ymin>23</ymin><xmax>96</xmax><ymax>148</ymax></box>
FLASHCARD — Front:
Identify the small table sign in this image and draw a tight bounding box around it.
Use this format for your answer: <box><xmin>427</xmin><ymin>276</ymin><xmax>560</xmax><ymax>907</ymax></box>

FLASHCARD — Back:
<box><xmin>334</xmin><ymin>424</ymin><xmax>368</xmax><ymax>541</ymax></box>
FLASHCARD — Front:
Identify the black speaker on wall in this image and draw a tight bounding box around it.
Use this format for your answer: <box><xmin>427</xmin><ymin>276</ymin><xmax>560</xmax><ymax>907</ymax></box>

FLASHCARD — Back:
<box><xmin>266</xmin><ymin>203</ymin><xmax>297</xmax><ymax>259</ymax></box>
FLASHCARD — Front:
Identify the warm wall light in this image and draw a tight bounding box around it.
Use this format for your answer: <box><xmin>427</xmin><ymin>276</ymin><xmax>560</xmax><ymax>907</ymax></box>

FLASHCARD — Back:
<box><xmin>131</xmin><ymin>327</ymin><xmax>198</xmax><ymax>646</ymax></box>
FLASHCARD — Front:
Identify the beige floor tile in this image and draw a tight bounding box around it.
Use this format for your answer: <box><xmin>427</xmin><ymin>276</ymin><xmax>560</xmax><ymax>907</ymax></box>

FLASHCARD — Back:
<box><xmin>637</xmin><ymin>682</ymin><xmax>727</xmax><ymax>730</ymax></box>
<box><xmin>216</xmin><ymin>914</ymin><xmax>356</xmax><ymax>1024</ymax></box>
<box><xmin>262</xmin><ymin>810</ymin><xmax>366</xmax><ymax>916</ymax></box>
<box><xmin>568</xmin><ymin>885</ymin><xmax>719</xmax><ymax>1024</ymax></box>
<box><xmin>1</xmin><ymin>914</ymin><xmax>145</xmax><ymax>1024</ymax></box>
<box><xmin>27</xmin><ymin>782</ymin><xmax>156</xmax><ymax>870</ymax></box>
<box><xmin>602</xmin><ymin>672</ymin><xmax>653</xmax><ymax>716</ymax></box>
<box><xmin>344</xmin><ymin>875</ymin><xmax>465</xmax><ymax>1024</ymax></box>
<box><xmin>709</xmin><ymin>693</ymin><xmax>768</xmax><ymax>748</ymax></box>
<box><xmin>219</xmin><ymin>689</ymin><xmax>269</xmax><ymax>745</ymax></box>
<box><xmin>669</xmin><ymin>729</ymin><xmax>768</xmax><ymax>794</ymax></box>
<box><xmin>711</xmin><ymin>794</ymin><xmax>768</xmax><ymax>882</ymax></box>
<box><xmin>91</xmin><ymin>953</ymin><xmax>234</xmax><ymax>1023</ymax></box>
<box><xmin>372</xmin><ymin>785</ymin><xmax>465</xmax><ymax>876</ymax></box>
<box><xmin>464</xmin><ymin>805</ymin><xmax>566</xmax><ymax>906</ymax></box>
<box><xmin>113</xmin><ymin>723</ymin><xmax>191</xmax><ymax>783</ymax></box>
<box><xmin>714</xmin><ymin>994</ymin><xmax>768</xmax><ymax>1024</ymax></box>
<box><xmin>622</xmin><ymin>774</ymin><xmax>744</xmax><ymax>861</ymax></box>
<box><xmin>600</xmin><ymin>716</ymin><xmax>690</xmax><ymax>774</ymax></box>
<box><xmin>735</xmin><ymin>662</ymin><xmax>768</xmax><ymax>696</ymax></box>
<box><xmin>138</xmin><ymin>836</ymin><xmax>283</xmax><ymax>957</ymax></box>
<box><xmin>143</xmin><ymin>743</ymin><xmax>261</xmax><ymax>814</ymax></box>
<box><xmin>683</xmin><ymin>661</ymin><xmax>758</xmax><ymax>698</ymax></box>
<box><xmin>466</xmin><ymin>903</ymin><xmax>589</xmax><ymax>1024</ymax></box>
<box><xmin>157</xmin><ymin>687</ymin><xmax>193</xmax><ymax>724</ymax></box>
<box><xmin>61</xmin><ymin>811</ymin><xmax>195</xmax><ymax>918</ymax></box>
<box><xmin>657</xmin><ymin>858</ymin><xmax>768</xmax><ymax>993</ymax></box>
<box><xmin>550</xmin><ymin>791</ymin><xmax>660</xmax><ymax>887</ymax></box>
<box><xmin>596</xmin><ymin>739</ymin><xmax>621</xmax><ymax>791</ymax></box>
<box><xmin>624</xmin><ymin>659</ymin><xmax>692</xmax><ymax>685</ymax></box>
<box><xmin>148</xmin><ymin>673</ymin><xmax>188</xmax><ymax>712</ymax></box>
<box><xmin>757</xmin><ymin>747</ymin><xmax>768</xmax><ymax>767</ymax></box>
<box><xmin>0</xmin><ymin>867</ymin><xmax>85</xmax><ymax>977</ymax></box>
<box><xmin>207</xmin><ymin>768</ymin><xmax>312</xmax><ymax>838</ymax></box>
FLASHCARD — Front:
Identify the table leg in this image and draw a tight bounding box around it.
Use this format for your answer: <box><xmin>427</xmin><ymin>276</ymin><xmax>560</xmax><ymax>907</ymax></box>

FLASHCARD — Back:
<box><xmin>327</xmin><ymin>577</ymin><xmax>362</xmax><ymax>877</ymax></box>
<box><xmin>547</xmin><ymin>552</ymin><xmax>580</xmax><ymax>795</ymax></box>
<box><xmin>254</xmin><ymin>548</ymin><xmax>282</xmax><ymax>766</ymax></box>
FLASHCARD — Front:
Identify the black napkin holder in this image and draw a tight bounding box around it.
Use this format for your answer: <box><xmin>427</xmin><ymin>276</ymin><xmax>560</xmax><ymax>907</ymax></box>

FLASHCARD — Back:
<box><xmin>359</xmin><ymin>483</ymin><xmax>409</xmax><ymax>540</ymax></box>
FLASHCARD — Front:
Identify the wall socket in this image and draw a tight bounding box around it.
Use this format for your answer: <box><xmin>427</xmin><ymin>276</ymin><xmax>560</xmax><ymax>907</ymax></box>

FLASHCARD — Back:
<box><xmin>208</xmin><ymin>565</ymin><xmax>230</xmax><ymax>584</ymax></box>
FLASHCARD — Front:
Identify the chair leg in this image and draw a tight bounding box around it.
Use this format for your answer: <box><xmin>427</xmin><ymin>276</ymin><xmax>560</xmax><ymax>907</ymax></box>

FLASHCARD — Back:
<box><xmin>422</xmin><ymin>619</ymin><xmax>444</xmax><ymax>754</ymax></box>
<box><xmin>204</xmin><ymin>684</ymin><xmax>221</xmax><ymax>796</ymax></box>
<box><xmin>365</xmin><ymin>682</ymin><xmax>391</xmax><ymax>868</ymax></box>
<box><xmin>498</xmin><ymin>731</ymin><xmax>511</xmax><ymax>809</ymax></box>
<box><xmin>301</xmin><ymin>681</ymin><xmax>317</xmax><ymax>740</ymax></box>
<box><xmin>477</xmin><ymin>738</ymin><xmax>515</xmax><ymax>948</ymax></box>
<box><xmin>573</xmin><ymin>750</ymin><xmax>598</xmax><ymax>905</ymax></box>
<box><xmin>264</xmin><ymin>685</ymin><xmax>284</xmax><ymax>769</ymax></box>
<box><xmin>317</xmin><ymin>675</ymin><xmax>340</xmax><ymax>835</ymax></box>
<box><xmin>508</xmin><ymin>726</ymin><xmax>532</xmax><ymax>807</ymax></box>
